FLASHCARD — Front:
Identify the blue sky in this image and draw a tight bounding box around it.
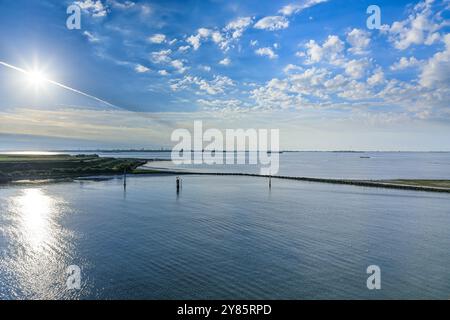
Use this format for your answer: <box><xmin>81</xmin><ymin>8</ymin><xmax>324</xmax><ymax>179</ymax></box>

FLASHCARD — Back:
<box><xmin>0</xmin><ymin>0</ymin><xmax>449</xmax><ymax>150</ymax></box>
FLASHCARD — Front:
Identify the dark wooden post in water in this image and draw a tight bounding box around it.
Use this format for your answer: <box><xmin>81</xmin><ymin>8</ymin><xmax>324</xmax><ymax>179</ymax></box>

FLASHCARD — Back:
<box><xmin>123</xmin><ymin>168</ymin><xmax>127</xmax><ymax>188</ymax></box>
<box><xmin>176</xmin><ymin>176</ymin><xmax>181</xmax><ymax>193</ymax></box>
<box><xmin>269</xmin><ymin>176</ymin><xmax>272</xmax><ymax>189</ymax></box>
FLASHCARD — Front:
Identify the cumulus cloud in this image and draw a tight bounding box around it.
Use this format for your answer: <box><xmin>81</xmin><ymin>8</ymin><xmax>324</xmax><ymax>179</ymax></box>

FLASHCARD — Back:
<box><xmin>390</xmin><ymin>56</ymin><xmax>422</xmax><ymax>70</ymax></box>
<box><xmin>219</xmin><ymin>58</ymin><xmax>231</xmax><ymax>66</ymax></box>
<box><xmin>178</xmin><ymin>45</ymin><xmax>190</xmax><ymax>52</ymax></box>
<box><xmin>150</xmin><ymin>49</ymin><xmax>172</xmax><ymax>63</ymax></box>
<box><xmin>303</xmin><ymin>35</ymin><xmax>345</xmax><ymax>64</ymax></box>
<box><xmin>346</xmin><ymin>28</ymin><xmax>371</xmax><ymax>55</ymax></box>
<box><xmin>75</xmin><ymin>0</ymin><xmax>108</xmax><ymax>17</ymax></box>
<box><xmin>283</xmin><ymin>64</ymin><xmax>303</xmax><ymax>73</ymax></box>
<box><xmin>255</xmin><ymin>47</ymin><xmax>278</xmax><ymax>59</ymax></box>
<box><xmin>344</xmin><ymin>59</ymin><xmax>369</xmax><ymax>79</ymax></box>
<box><xmin>367</xmin><ymin>67</ymin><xmax>385</xmax><ymax>86</ymax></box>
<box><xmin>171</xmin><ymin>60</ymin><xmax>188</xmax><ymax>73</ymax></box>
<box><xmin>225</xmin><ymin>17</ymin><xmax>253</xmax><ymax>33</ymax></box>
<box><xmin>387</xmin><ymin>0</ymin><xmax>446</xmax><ymax>50</ymax></box>
<box><xmin>135</xmin><ymin>64</ymin><xmax>150</xmax><ymax>73</ymax></box>
<box><xmin>186</xmin><ymin>28</ymin><xmax>212</xmax><ymax>50</ymax></box>
<box><xmin>186</xmin><ymin>34</ymin><xmax>202</xmax><ymax>50</ymax></box>
<box><xmin>213</xmin><ymin>17</ymin><xmax>254</xmax><ymax>50</ymax></box>
<box><xmin>170</xmin><ymin>75</ymin><xmax>234</xmax><ymax>95</ymax></box>
<box><xmin>420</xmin><ymin>33</ymin><xmax>450</xmax><ymax>87</ymax></box>
<box><xmin>183</xmin><ymin>17</ymin><xmax>252</xmax><ymax>53</ymax></box>
<box><xmin>148</xmin><ymin>34</ymin><xmax>166</xmax><ymax>44</ymax></box>
<box><xmin>212</xmin><ymin>31</ymin><xmax>224</xmax><ymax>44</ymax></box>
<box><xmin>254</xmin><ymin>16</ymin><xmax>289</xmax><ymax>31</ymax></box>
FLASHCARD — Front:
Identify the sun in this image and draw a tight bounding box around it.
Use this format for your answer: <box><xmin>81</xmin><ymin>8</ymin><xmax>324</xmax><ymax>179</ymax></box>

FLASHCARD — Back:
<box><xmin>26</xmin><ymin>69</ymin><xmax>49</xmax><ymax>89</ymax></box>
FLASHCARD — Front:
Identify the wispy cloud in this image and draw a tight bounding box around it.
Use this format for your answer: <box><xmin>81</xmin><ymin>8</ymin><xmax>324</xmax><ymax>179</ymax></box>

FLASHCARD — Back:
<box><xmin>254</xmin><ymin>16</ymin><xmax>289</xmax><ymax>31</ymax></box>
<box><xmin>279</xmin><ymin>0</ymin><xmax>329</xmax><ymax>16</ymax></box>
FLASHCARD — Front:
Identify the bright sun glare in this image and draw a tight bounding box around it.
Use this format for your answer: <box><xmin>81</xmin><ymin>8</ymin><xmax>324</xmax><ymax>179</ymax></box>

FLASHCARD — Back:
<box><xmin>27</xmin><ymin>69</ymin><xmax>49</xmax><ymax>88</ymax></box>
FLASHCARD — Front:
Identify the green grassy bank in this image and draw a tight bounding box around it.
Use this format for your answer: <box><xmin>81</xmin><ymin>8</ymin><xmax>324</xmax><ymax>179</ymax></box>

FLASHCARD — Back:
<box><xmin>0</xmin><ymin>154</ymin><xmax>148</xmax><ymax>183</ymax></box>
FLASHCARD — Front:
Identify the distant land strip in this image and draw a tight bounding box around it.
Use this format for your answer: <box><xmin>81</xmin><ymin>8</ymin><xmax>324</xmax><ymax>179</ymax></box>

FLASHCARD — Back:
<box><xmin>1</xmin><ymin>154</ymin><xmax>449</xmax><ymax>194</ymax></box>
<box><xmin>147</xmin><ymin>171</ymin><xmax>450</xmax><ymax>194</ymax></box>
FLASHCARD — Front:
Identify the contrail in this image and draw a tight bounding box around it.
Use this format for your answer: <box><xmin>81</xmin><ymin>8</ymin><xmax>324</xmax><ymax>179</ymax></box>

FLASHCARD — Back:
<box><xmin>0</xmin><ymin>60</ymin><xmax>120</xmax><ymax>109</ymax></box>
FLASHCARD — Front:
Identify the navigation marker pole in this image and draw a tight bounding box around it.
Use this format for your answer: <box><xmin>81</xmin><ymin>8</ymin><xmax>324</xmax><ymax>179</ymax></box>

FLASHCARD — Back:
<box><xmin>269</xmin><ymin>170</ymin><xmax>272</xmax><ymax>189</ymax></box>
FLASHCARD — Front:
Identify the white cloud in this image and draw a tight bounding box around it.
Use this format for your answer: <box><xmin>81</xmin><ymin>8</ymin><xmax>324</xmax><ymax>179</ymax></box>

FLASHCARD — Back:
<box><xmin>171</xmin><ymin>60</ymin><xmax>188</xmax><ymax>73</ymax></box>
<box><xmin>212</xmin><ymin>31</ymin><xmax>224</xmax><ymax>44</ymax></box>
<box><xmin>148</xmin><ymin>34</ymin><xmax>166</xmax><ymax>44</ymax></box>
<box><xmin>135</xmin><ymin>64</ymin><xmax>150</xmax><ymax>73</ymax></box>
<box><xmin>186</xmin><ymin>28</ymin><xmax>212</xmax><ymax>50</ymax></box>
<box><xmin>170</xmin><ymin>75</ymin><xmax>234</xmax><ymax>95</ymax></box>
<box><xmin>254</xmin><ymin>16</ymin><xmax>289</xmax><ymax>31</ymax></box>
<box><xmin>367</xmin><ymin>67</ymin><xmax>385</xmax><ymax>86</ymax></box>
<box><xmin>198</xmin><ymin>28</ymin><xmax>212</xmax><ymax>37</ymax></box>
<box><xmin>178</xmin><ymin>45</ymin><xmax>190</xmax><ymax>52</ymax></box>
<box><xmin>197</xmin><ymin>98</ymin><xmax>249</xmax><ymax>111</ymax></box>
<box><xmin>346</xmin><ymin>28</ymin><xmax>371</xmax><ymax>55</ymax></box>
<box><xmin>303</xmin><ymin>35</ymin><xmax>345</xmax><ymax>64</ymax></box>
<box><xmin>184</xmin><ymin>17</ymin><xmax>252</xmax><ymax>54</ymax></box>
<box><xmin>221</xmin><ymin>17</ymin><xmax>253</xmax><ymax>48</ymax></box>
<box><xmin>75</xmin><ymin>0</ymin><xmax>108</xmax><ymax>17</ymax></box>
<box><xmin>250</xmin><ymin>40</ymin><xmax>258</xmax><ymax>46</ymax></box>
<box><xmin>279</xmin><ymin>0</ymin><xmax>329</xmax><ymax>16</ymax></box>
<box><xmin>186</xmin><ymin>35</ymin><xmax>201</xmax><ymax>50</ymax></box>
<box><xmin>225</xmin><ymin>17</ymin><xmax>253</xmax><ymax>31</ymax></box>
<box><xmin>187</xmin><ymin>28</ymin><xmax>225</xmax><ymax>52</ymax></box>
<box><xmin>108</xmin><ymin>0</ymin><xmax>135</xmax><ymax>10</ymax></box>
<box><xmin>251</xmin><ymin>78</ymin><xmax>296</xmax><ymax>110</ymax></box>
<box><xmin>255</xmin><ymin>47</ymin><xmax>278</xmax><ymax>59</ymax></box>
<box><xmin>344</xmin><ymin>59</ymin><xmax>369</xmax><ymax>79</ymax></box>
<box><xmin>390</xmin><ymin>56</ymin><xmax>422</xmax><ymax>71</ymax></box>
<box><xmin>283</xmin><ymin>64</ymin><xmax>303</xmax><ymax>73</ymax></box>
<box><xmin>139</xmin><ymin>3</ymin><xmax>152</xmax><ymax>15</ymax></box>
<box><xmin>83</xmin><ymin>31</ymin><xmax>100</xmax><ymax>42</ymax></box>
<box><xmin>219</xmin><ymin>58</ymin><xmax>231</xmax><ymax>66</ymax></box>
<box><xmin>420</xmin><ymin>33</ymin><xmax>450</xmax><ymax>88</ymax></box>
<box><xmin>158</xmin><ymin>70</ymin><xmax>169</xmax><ymax>76</ymax></box>
<box><xmin>387</xmin><ymin>0</ymin><xmax>445</xmax><ymax>50</ymax></box>
<box><xmin>200</xmin><ymin>65</ymin><xmax>211</xmax><ymax>72</ymax></box>
<box><xmin>150</xmin><ymin>49</ymin><xmax>172</xmax><ymax>63</ymax></box>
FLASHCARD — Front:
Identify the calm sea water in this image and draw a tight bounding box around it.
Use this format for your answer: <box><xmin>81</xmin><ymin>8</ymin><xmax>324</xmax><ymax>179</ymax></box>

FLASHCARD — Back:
<box><xmin>1</xmin><ymin>175</ymin><xmax>450</xmax><ymax>299</ymax></box>
<box><xmin>83</xmin><ymin>151</ymin><xmax>450</xmax><ymax>180</ymax></box>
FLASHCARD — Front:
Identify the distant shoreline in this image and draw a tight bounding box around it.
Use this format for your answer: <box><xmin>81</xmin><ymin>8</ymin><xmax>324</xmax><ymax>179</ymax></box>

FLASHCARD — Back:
<box><xmin>1</xmin><ymin>154</ymin><xmax>449</xmax><ymax>194</ymax></box>
<box><xmin>2</xmin><ymin>150</ymin><xmax>450</xmax><ymax>154</ymax></box>
<box><xmin>173</xmin><ymin>172</ymin><xmax>450</xmax><ymax>194</ymax></box>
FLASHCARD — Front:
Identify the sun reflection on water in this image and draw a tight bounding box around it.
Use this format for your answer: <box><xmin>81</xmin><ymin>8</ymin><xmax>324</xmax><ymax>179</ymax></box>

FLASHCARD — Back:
<box><xmin>15</xmin><ymin>189</ymin><xmax>55</xmax><ymax>249</ymax></box>
<box><xmin>1</xmin><ymin>188</ymin><xmax>78</xmax><ymax>299</ymax></box>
